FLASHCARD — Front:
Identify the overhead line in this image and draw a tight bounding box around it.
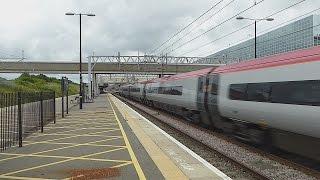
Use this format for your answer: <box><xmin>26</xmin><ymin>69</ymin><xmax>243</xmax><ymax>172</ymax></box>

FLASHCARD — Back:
<box><xmin>206</xmin><ymin>23</ymin><xmax>320</xmax><ymax>60</ymax></box>
<box><xmin>198</xmin><ymin>6</ymin><xmax>320</xmax><ymax>57</ymax></box>
<box><xmin>179</xmin><ymin>0</ymin><xmax>308</xmax><ymax>56</ymax></box>
<box><xmin>148</xmin><ymin>0</ymin><xmax>224</xmax><ymax>55</ymax></box>
<box><xmin>159</xmin><ymin>0</ymin><xmax>236</xmax><ymax>55</ymax></box>
<box><xmin>164</xmin><ymin>0</ymin><xmax>265</xmax><ymax>55</ymax></box>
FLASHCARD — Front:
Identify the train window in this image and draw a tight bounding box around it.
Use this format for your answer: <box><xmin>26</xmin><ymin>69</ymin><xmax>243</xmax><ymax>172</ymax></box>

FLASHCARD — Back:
<box><xmin>247</xmin><ymin>83</ymin><xmax>271</xmax><ymax>102</ymax></box>
<box><xmin>147</xmin><ymin>87</ymin><xmax>158</xmax><ymax>93</ymax></box>
<box><xmin>229</xmin><ymin>84</ymin><xmax>247</xmax><ymax>100</ymax></box>
<box><xmin>171</xmin><ymin>86</ymin><xmax>183</xmax><ymax>95</ymax></box>
<box><xmin>158</xmin><ymin>86</ymin><xmax>183</xmax><ymax>95</ymax></box>
<box><xmin>130</xmin><ymin>87</ymin><xmax>140</xmax><ymax>92</ymax></box>
<box><xmin>270</xmin><ymin>80</ymin><xmax>320</xmax><ymax>106</ymax></box>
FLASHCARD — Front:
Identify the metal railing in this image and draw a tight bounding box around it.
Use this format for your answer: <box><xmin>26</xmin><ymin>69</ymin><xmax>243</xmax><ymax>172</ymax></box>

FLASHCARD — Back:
<box><xmin>0</xmin><ymin>91</ymin><xmax>55</xmax><ymax>151</ymax></box>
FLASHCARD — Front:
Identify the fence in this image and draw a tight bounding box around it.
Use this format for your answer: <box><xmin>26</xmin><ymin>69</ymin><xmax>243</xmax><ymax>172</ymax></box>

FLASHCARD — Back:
<box><xmin>0</xmin><ymin>91</ymin><xmax>55</xmax><ymax>151</ymax></box>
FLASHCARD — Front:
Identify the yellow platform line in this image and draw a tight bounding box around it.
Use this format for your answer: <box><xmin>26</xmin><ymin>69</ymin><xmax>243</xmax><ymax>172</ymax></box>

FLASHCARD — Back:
<box><xmin>111</xmin><ymin>95</ymin><xmax>188</xmax><ymax>179</ymax></box>
<box><xmin>1</xmin><ymin>147</ymin><xmax>129</xmax><ymax>176</ymax></box>
<box><xmin>108</xmin><ymin>95</ymin><xmax>146</xmax><ymax>180</ymax></box>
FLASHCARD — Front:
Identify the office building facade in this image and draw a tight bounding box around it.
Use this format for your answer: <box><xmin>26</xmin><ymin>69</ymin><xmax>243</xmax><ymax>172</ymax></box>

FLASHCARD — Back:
<box><xmin>203</xmin><ymin>14</ymin><xmax>320</xmax><ymax>64</ymax></box>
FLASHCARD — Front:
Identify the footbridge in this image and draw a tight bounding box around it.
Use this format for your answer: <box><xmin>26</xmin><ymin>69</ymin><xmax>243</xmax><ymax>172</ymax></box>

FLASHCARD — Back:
<box><xmin>0</xmin><ymin>55</ymin><xmax>222</xmax><ymax>74</ymax></box>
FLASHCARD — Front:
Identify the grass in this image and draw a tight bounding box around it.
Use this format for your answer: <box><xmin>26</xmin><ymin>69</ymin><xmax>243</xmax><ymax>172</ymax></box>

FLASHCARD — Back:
<box><xmin>0</xmin><ymin>73</ymin><xmax>79</xmax><ymax>97</ymax></box>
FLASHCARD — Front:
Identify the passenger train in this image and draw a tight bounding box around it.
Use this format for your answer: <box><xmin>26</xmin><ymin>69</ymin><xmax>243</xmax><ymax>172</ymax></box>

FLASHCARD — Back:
<box><xmin>118</xmin><ymin>46</ymin><xmax>320</xmax><ymax>161</ymax></box>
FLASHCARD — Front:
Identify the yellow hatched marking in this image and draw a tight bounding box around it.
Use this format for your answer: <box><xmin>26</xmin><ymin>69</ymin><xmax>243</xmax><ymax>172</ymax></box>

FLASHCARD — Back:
<box><xmin>27</xmin><ymin>132</ymin><xmax>120</xmax><ymax>138</ymax></box>
<box><xmin>44</xmin><ymin>126</ymin><xmax>116</xmax><ymax>130</ymax></box>
<box><xmin>0</xmin><ymin>175</ymin><xmax>53</xmax><ymax>180</ymax></box>
<box><xmin>30</xmin><ymin>129</ymin><xmax>118</xmax><ymax>141</ymax></box>
<box><xmin>0</xmin><ymin>137</ymin><xmax>122</xmax><ymax>163</ymax></box>
<box><xmin>108</xmin><ymin>95</ymin><xmax>146</xmax><ymax>180</ymax></box>
<box><xmin>50</xmin><ymin>124</ymin><xmax>118</xmax><ymax>129</ymax></box>
<box><xmin>64</xmin><ymin>119</ymin><xmax>115</xmax><ymax>121</ymax></box>
<box><xmin>0</xmin><ymin>150</ymin><xmax>130</xmax><ymax>163</ymax></box>
<box><xmin>25</xmin><ymin>132</ymin><xmax>97</xmax><ymax>144</ymax></box>
<box><xmin>41</xmin><ymin>127</ymin><xmax>113</xmax><ymax>136</ymax></box>
<box><xmin>1</xmin><ymin>147</ymin><xmax>129</xmax><ymax>176</ymax></box>
<box><xmin>54</xmin><ymin>122</ymin><xmax>117</xmax><ymax>125</ymax></box>
<box><xmin>22</xmin><ymin>141</ymin><xmax>125</xmax><ymax>148</ymax></box>
<box><xmin>112</xmin><ymin>161</ymin><xmax>133</xmax><ymax>168</ymax></box>
<box><xmin>28</xmin><ymin>128</ymin><xmax>120</xmax><ymax>138</ymax></box>
<box><xmin>23</xmin><ymin>136</ymin><xmax>123</xmax><ymax>146</ymax></box>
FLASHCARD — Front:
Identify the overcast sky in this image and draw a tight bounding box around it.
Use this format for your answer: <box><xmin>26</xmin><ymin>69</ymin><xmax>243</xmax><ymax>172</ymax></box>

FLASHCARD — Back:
<box><xmin>0</xmin><ymin>0</ymin><xmax>319</xmax><ymax>82</ymax></box>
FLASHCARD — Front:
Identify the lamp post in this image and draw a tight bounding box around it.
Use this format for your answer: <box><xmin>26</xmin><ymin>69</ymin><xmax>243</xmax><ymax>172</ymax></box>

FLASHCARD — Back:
<box><xmin>65</xmin><ymin>12</ymin><xmax>95</xmax><ymax>109</ymax></box>
<box><xmin>236</xmin><ymin>16</ymin><xmax>274</xmax><ymax>58</ymax></box>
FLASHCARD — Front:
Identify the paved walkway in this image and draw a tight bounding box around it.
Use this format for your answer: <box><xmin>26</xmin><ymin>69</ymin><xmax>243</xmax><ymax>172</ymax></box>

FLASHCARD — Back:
<box><xmin>0</xmin><ymin>94</ymin><xmax>161</xmax><ymax>179</ymax></box>
<box><xmin>0</xmin><ymin>94</ymin><xmax>230</xmax><ymax>180</ymax></box>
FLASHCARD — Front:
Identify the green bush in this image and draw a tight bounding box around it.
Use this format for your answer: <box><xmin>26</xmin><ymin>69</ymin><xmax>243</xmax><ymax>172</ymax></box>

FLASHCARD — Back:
<box><xmin>0</xmin><ymin>73</ymin><xmax>79</xmax><ymax>97</ymax></box>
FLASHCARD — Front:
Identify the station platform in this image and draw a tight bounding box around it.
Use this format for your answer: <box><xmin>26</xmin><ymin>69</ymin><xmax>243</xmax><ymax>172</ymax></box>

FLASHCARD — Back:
<box><xmin>0</xmin><ymin>94</ymin><xmax>230</xmax><ymax>180</ymax></box>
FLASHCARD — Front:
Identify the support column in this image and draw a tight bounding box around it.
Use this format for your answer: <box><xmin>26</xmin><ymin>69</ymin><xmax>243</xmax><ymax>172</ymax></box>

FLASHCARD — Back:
<box><xmin>93</xmin><ymin>73</ymin><xmax>97</xmax><ymax>97</ymax></box>
<box><xmin>88</xmin><ymin>56</ymin><xmax>92</xmax><ymax>100</ymax></box>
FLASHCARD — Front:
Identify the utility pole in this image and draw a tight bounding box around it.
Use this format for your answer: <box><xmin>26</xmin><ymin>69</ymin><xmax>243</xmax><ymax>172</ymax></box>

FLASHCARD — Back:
<box><xmin>254</xmin><ymin>20</ymin><xmax>257</xmax><ymax>58</ymax></box>
<box><xmin>88</xmin><ymin>53</ymin><xmax>92</xmax><ymax>101</ymax></box>
<box><xmin>91</xmin><ymin>51</ymin><xmax>95</xmax><ymax>99</ymax></box>
<box><xmin>79</xmin><ymin>14</ymin><xmax>83</xmax><ymax>109</ymax></box>
<box><xmin>21</xmin><ymin>50</ymin><xmax>24</xmax><ymax>60</ymax></box>
<box><xmin>65</xmin><ymin>12</ymin><xmax>95</xmax><ymax>109</ymax></box>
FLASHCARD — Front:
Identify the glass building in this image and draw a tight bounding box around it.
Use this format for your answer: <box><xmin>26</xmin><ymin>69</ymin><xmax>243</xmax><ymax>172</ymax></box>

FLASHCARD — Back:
<box><xmin>202</xmin><ymin>14</ymin><xmax>320</xmax><ymax>64</ymax></box>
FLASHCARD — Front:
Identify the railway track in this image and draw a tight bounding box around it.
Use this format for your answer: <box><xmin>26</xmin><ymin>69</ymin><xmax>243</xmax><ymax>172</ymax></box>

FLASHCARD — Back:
<box><xmin>115</xmin><ymin>94</ymin><xmax>320</xmax><ymax>180</ymax></box>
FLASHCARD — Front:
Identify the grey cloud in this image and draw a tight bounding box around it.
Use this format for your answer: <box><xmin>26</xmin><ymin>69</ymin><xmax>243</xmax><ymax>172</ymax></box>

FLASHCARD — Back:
<box><xmin>0</xmin><ymin>0</ymin><xmax>319</xmax><ymax>61</ymax></box>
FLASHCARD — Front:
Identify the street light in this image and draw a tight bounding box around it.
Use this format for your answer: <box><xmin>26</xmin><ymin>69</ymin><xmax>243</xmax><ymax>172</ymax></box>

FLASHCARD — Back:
<box><xmin>236</xmin><ymin>16</ymin><xmax>274</xmax><ymax>58</ymax></box>
<box><xmin>65</xmin><ymin>12</ymin><xmax>95</xmax><ymax>109</ymax></box>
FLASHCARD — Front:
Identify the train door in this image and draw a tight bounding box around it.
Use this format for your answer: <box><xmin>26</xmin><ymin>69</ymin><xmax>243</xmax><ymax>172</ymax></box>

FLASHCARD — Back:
<box><xmin>197</xmin><ymin>76</ymin><xmax>206</xmax><ymax>111</ymax></box>
<box><xmin>128</xmin><ymin>86</ymin><xmax>131</xmax><ymax>98</ymax></box>
<box><xmin>197</xmin><ymin>74</ymin><xmax>222</xmax><ymax>128</ymax></box>
<box><xmin>206</xmin><ymin>74</ymin><xmax>220</xmax><ymax>124</ymax></box>
<box><xmin>142</xmin><ymin>84</ymin><xmax>146</xmax><ymax>98</ymax></box>
<box><xmin>197</xmin><ymin>75</ymin><xmax>214</xmax><ymax>126</ymax></box>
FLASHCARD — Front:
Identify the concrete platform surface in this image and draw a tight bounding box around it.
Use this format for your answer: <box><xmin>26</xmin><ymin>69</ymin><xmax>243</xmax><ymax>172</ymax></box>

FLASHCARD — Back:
<box><xmin>0</xmin><ymin>94</ymin><xmax>230</xmax><ymax>180</ymax></box>
<box><xmin>110</xmin><ymin>94</ymin><xmax>231</xmax><ymax>180</ymax></box>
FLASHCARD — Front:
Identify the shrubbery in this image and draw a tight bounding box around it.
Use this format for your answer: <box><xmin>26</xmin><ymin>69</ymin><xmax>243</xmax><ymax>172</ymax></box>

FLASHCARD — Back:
<box><xmin>0</xmin><ymin>73</ymin><xmax>79</xmax><ymax>97</ymax></box>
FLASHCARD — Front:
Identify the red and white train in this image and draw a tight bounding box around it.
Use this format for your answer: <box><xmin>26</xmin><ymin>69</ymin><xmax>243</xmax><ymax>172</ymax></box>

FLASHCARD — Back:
<box><xmin>118</xmin><ymin>46</ymin><xmax>320</xmax><ymax>161</ymax></box>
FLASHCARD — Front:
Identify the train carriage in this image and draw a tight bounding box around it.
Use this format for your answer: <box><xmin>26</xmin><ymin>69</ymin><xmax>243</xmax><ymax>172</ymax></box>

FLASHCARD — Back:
<box><xmin>129</xmin><ymin>83</ymin><xmax>144</xmax><ymax>102</ymax></box>
<box><xmin>118</xmin><ymin>46</ymin><xmax>320</xmax><ymax>161</ymax></box>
